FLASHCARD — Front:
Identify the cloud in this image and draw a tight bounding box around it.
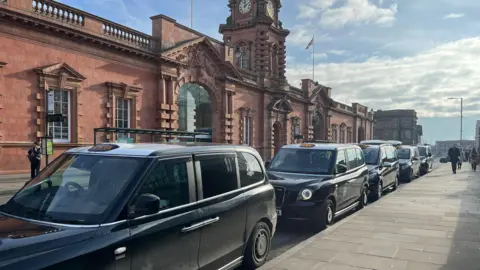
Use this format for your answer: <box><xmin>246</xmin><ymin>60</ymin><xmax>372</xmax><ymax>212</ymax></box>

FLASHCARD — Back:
<box><xmin>297</xmin><ymin>0</ymin><xmax>397</xmax><ymax>28</ymax></box>
<box><xmin>320</xmin><ymin>0</ymin><xmax>398</xmax><ymax>28</ymax></box>
<box><xmin>286</xmin><ymin>38</ymin><xmax>480</xmax><ymax>118</ymax></box>
<box><xmin>443</xmin><ymin>13</ymin><xmax>465</xmax><ymax>19</ymax></box>
<box><xmin>328</xmin><ymin>49</ymin><xmax>349</xmax><ymax>55</ymax></box>
<box><xmin>297</xmin><ymin>5</ymin><xmax>317</xmax><ymax>19</ymax></box>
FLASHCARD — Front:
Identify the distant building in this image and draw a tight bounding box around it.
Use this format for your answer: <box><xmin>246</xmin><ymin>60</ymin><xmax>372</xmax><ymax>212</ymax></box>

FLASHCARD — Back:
<box><xmin>435</xmin><ymin>140</ymin><xmax>475</xmax><ymax>156</ymax></box>
<box><xmin>373</xmin><ymin>110</ymin><xmax>422</xmax><ymax>145</ymax></box>
<box><xmin>476</xmin><ymin>120</ymin><xmax>480</xmax><ymax>148</ymax></box>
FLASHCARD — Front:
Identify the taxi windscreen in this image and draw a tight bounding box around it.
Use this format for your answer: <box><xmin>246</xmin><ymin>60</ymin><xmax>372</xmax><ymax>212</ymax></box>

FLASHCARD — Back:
<box><xmin>269</xmin><ymin>148</ymin><xmax>335</xmax><ymax>174</ymax></box>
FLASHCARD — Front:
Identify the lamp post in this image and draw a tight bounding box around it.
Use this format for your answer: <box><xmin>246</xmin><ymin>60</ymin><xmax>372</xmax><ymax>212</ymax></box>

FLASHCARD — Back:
<box><xmin>447</xmin><ymin>97</ymin><xmax>463</xmax><ymax>148</ymax></box>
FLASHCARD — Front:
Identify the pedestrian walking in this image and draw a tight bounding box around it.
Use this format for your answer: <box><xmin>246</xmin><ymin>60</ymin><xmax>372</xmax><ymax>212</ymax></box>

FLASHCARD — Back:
<box><xmin>458</xmin><ymin>149</ymin><xmax>465</xmax><ymax>170</ymax></box>
<box><xmin>27</xmin><ymin>141</ymin><xmax>42</xmax><ymax>179</ymax></box>
<box><xmin>470</xmin><ymin>148</ymin><xmax>478</xmax><ymax>171</ymax></box>
<box><xmin>448</xmin><ymin>144</ymin><xmax>461</xmax><ymax>174</ymax></box>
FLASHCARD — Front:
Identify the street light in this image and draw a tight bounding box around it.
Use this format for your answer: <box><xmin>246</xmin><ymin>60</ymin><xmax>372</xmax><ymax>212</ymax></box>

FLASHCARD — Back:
<box><xmin>447</xmin><ymin>97</ymin><xmax>463</xmax><ymax>148</ymax></box>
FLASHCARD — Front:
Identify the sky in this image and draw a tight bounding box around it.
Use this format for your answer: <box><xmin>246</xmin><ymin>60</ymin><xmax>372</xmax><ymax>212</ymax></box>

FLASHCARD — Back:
<box><xmin>57</xmin><ymin>0</ymin><xmax>480</xmax><ymax>143</ymax></box>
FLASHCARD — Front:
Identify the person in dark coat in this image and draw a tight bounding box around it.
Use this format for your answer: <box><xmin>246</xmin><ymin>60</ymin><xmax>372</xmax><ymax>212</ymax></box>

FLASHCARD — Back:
<box><xmin>448</xmin><ymin>144</ymin><xmax>461</xmax><ymax>174</ymax></box>
<box><xmin>27</xmin><ymin>141</ymin><xmax>42</xmax><ymax>179</ymax></box>
<box><xmin>470</xmin><ymin>148</ymin><xmax>478</xmax><ymax>171</ymax></box>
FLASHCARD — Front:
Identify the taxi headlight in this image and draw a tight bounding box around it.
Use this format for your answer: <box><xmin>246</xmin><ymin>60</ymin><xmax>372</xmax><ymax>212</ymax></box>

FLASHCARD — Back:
<box><xmin>298</xmin><ymin>188</ymin><xmax>313</xmax><ymax>201</ymax></box>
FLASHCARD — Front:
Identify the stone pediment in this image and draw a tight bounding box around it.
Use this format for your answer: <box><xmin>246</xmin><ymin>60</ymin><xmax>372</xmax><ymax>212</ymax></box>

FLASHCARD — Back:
<box><xmin>161</xmin><ymin>37</ymin><xmax>242</xmax><ymax>80</ymax></box>
<box><xmin>268</xmin><ymin>95</ymin><xmax>293</xmax><ymax>113</ymax></box>
<box><xmin>34</xmin><ymin>63</ymin><xmax>86</xmax><ymax>81</ymax></box>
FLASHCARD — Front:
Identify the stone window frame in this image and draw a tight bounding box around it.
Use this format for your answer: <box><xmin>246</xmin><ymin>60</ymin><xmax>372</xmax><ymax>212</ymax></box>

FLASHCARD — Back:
<box><xmin>235</xmin><ymin>41</ymin><xmax>251</xmax><ymax>70</ymax></box>
<box><xmin>291</xmin><ymin>116</ymin><xmax>301</xmax><ymax>143</ymax></box>
<box><xmin>347</xmin><ymin>127</ymin><xmax>353</xmax><ymax>143</ymax></box>
<box><xmin>240</xmin><ymin>107</ymin><xmax>255</xmax><ymax>146</ymax></box>
<box><xmin>339</xmin><ymin>123</ymin><xmax>346</xmax><ymax>143</ymax></box>
<box><xmin>331</xmin><ymin>124</ymin><xmax>338</xmax><ymax>142</ymax></box>
<box><xmin>35</xmin><ymin>63</ymin><xmax>85</xmax><ymax>144</ymax></box>
<box><xmin>46</xmin><ymin>88</ymin><xmax>71</xmax><ymax>143</ymax></box>
<box><xmin>105</xmin><ymin>82</ymin><xmax>142</xmax><ymax>141</ymax></box>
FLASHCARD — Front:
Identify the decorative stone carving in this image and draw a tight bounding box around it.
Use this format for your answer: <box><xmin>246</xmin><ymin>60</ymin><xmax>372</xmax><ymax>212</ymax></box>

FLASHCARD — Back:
<box><xmin>239</xmin><ymin>107</ymin><xmax>255</xmax><ymax>146</ymax></box>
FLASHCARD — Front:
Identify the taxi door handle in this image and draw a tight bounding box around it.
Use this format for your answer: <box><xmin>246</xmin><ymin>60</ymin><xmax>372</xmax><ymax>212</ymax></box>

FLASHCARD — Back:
<box><xmin>182</xmin><ymin>217</ymin><xmax>220</xmax><ymax>233</ymax></box>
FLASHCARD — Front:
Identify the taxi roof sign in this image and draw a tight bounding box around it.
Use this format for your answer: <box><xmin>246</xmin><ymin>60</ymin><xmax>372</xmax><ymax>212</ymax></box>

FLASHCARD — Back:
<box><xmin>300</xmin><ymin>143</ymin><xmax>315</xmax><ymax>148</ymax></box>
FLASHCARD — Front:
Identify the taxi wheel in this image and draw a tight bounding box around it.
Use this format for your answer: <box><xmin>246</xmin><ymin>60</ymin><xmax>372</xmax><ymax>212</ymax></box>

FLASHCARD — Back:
<box><xmin>312</xmin><ymin>199</ymin><xmax>334</xmax><ymax>232</ymax></box>
<box><xmin>243</xmin><ymin>221</ymin><xmax>271</xmax><ymax>269</ymax></box>
<box><xmin>392</xmin><ymin>176</ymin><xmax>399</xmax><ymax>191</ymax></box>
<box><xmin>357</xmin><ymin>187</ymin><xmax>368</xmax><ymax>210</ymax></box>
<box><xmin>370</xmin><ymin>181</ymin><xmax>382</xmax><ymax>201</ymax></box>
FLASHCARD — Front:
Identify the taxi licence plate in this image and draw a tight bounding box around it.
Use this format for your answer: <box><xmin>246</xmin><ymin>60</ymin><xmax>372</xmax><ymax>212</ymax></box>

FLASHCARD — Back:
<box><xmin>276</xmin><ymin>209</ymin><xmax>282</xmax><ymax>216</ymax></box>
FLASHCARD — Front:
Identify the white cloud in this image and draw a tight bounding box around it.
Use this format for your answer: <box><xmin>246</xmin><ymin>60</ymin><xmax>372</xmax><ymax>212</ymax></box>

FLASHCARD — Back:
<box><xmin>320</xmin><ymin>0</ymin><xmax>398</xmax><ymax>28</ymax></box>
<box><xmin>297</xmin><ymin>5</ymin><xmax>317</xmax><ymax>19</ymax></box>
<box><xmin>311</xmin><ymin>53</ymin><xmax>328</xmax><ymax>59</ymax></box>
<box><xmin>286</xmin><ymin>38</ymin><xmax>480</xmax><ymax>118</ymax></box>
<box><xmin>297</xmin><ymin>0</ymin><xmax>397</xmax><ymax>28</ymax></box>
<box><xmin>443</xmin><ymin>13</ymin><xmax>465</xmax><ymax>19</ymax></box>
<box><xmin>328</xmin><ymin>49</ymin><xmax>349</xmax><ymax>55</ymax></box>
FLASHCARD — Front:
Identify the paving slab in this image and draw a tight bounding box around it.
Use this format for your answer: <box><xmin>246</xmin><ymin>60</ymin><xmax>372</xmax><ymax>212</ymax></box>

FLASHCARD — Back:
<box><xmin>261</xmin><ymin>164</ymin><xmax>480</xmax><ymax>270</ymax></box>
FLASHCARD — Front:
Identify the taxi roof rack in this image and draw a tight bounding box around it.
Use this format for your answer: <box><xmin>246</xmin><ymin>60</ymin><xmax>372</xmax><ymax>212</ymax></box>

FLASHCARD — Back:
<box><xmin>93</xmin><ymin>127</ymin><xmax>209</xmax><ymax>146</ymax></box>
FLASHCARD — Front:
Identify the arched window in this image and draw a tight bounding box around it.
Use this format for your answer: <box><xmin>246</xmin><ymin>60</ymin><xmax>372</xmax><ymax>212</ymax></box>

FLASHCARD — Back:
<box><xmin>235</xmin><ymin>42</ymin><xmax>250</xmax><ymax>70</ymax></box>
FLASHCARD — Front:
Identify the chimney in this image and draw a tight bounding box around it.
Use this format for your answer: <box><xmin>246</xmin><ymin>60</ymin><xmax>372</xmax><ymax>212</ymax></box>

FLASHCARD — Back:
<box><xmin>301</xmin><ymin>79</ymin><xmax>316</xmax><ymax>97</ymax></box>
<box><xmin>150</xmin><ymin>14</ymin><xmax>177</xmax><ymax>52</ymax></box>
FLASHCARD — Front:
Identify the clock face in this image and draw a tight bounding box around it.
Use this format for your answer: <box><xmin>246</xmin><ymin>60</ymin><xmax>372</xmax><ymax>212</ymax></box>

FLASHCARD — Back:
<box><xmin>266</xmin><ymin>0</ymin><xmax>275</xmax><ymax>18</ymax></box>
<box><xmin>239</xmin><ymin>0</ymin><xmax>252</xmax><ymax>14</ymax></box>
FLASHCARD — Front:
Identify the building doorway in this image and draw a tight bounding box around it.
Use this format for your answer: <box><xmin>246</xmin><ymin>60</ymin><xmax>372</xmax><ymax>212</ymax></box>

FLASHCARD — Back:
<box><xmin>178</xmin><ymin>83</ymin><xmax>213</xmax><ymax>142</ymax></box>
<box><xmin>312</xmin><ymin>112</ymin><xmax>325</xmax><ymax>140</ymax></box>
<box><xmin>358</xmin><ymin>126</ymin><xmax>365</xmax><ymax>142</ymax></box>
<box><xmin>273</xmin><ymin>121</ymin><xmax>283</xmax><ymax>155</ymax></box>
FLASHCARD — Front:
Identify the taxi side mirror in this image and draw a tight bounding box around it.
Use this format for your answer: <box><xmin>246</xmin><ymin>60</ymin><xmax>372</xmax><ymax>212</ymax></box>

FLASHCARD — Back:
<box><xmin>336</xmin><ymin>164</ymin><xmax>348</xmax><ymax>174</ymax></box>
<box><xmin>264</xmin><ymin>160</ymin><xmax>271</xmax><ymax>168</ymax></box>
<box><xmin>133</xmin><ymin>193</ymin><xmax>160</xmax><ymax>217</ymax></box>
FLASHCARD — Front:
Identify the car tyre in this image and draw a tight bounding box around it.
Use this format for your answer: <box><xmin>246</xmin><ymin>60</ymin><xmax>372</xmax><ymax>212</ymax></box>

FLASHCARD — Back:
<box><xmin>312</xmin><ymin>199</ymin><xmax>335</xmax><ymax>232</ymax></box>
<box><xmin>392</xmin><ymin>175</ymin><xmax>399</xmax><ymax>191</ymax></box>
<box><xmin>357</xmin><ymin>186</ymin><xmax>368</xmax><ymax>210</ymax></box>
<box><xmin>370</xmin><ymin>181</ymin><xmax>383</xmax><ymax>201</ymax></box>
<box><xmin>243</xmin><ymin>221</ymin><xmax>271</xmax><ymax>269</ymax></box>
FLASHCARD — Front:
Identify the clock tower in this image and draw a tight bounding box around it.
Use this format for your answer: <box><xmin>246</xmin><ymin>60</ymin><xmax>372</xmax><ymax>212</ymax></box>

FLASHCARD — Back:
<box><xmin>219</xmin><ymin>0</ymin><xmax>289</xmax><ymax>87</ymax></box>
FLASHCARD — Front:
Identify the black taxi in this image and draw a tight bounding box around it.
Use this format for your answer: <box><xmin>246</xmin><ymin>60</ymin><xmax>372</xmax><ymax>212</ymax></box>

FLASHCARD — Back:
<box><xmin>265</xmin><ymin>143</ymin><xmax>369</xmax><ymax>231</ymax></box>
<box><xmin>0</xmin><ymin>143</ymin><xmax>276</xmax><ymax>270</ymax></box>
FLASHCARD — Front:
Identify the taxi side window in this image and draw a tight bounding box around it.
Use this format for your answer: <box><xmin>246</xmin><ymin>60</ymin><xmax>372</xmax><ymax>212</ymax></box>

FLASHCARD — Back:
<box><xmin>385</xmin><ymin>147</ymin><xmax>396</xmax><ymax>162</ymax></box>
<box><xmin>237</xmin><ymin>152</ymin><xmax>264</xmax><ymax>187</ymax></box>
<box><xmin>380</xmin><ymin>148</ymin><xmax>387</xmax><ymax>162</ymax></box>
<box><xmin>346</xmin><ymin>148</ymin><xmax>358</xmax><ymax>170</ymax></box>
<box><xmin>198</xmin><ymin>154</ymin><xmax>238</xmax><ymax>199</ymax></box>
<box><xmin>138</xmin><ymin>159</ymin><xmax>190</xmax><ymax>210</ymax></box>
<box><xmin>336</xmin><ymin>150</ymin><xmax>347</xmax><ymax>171</ymax></box>
<box><xmin>356</xmin><ymin>148</ymin><xmax>365</xmax><ymax>166</ymax></box>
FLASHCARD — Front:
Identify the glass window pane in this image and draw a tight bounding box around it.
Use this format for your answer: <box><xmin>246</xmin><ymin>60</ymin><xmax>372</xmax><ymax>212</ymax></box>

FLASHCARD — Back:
<box><xmin>62</xmin><ymin>90</ymin><xmax>68</xmax><ymax>102</ymax></box>
<box><xmin>54</xmin><ymin>102</ymin><xmax>60</xmax><ymax>114</ymax></box>
<box><xmin>238</xmin><ymin>152</ymin><xmax>263</xmax><ymax>187</ymax></box>
<box><xmin>62</xmin><ymin>103</ymin><xmax>68</xmax><ymax>115</ymax></box>
<box><xmin>199</xmin><ymin>156</ymin><xmax>238</xmax><ymax>198</ymax></box>
<box><xmin>346</xmin><ymin>149</ymin><xmax>357</xmax><ymax>169</ymax></box>
<box><xmin>54</xmin><ymin>90</ymin><xmax>61</xmax><ymax>101</ymax></box>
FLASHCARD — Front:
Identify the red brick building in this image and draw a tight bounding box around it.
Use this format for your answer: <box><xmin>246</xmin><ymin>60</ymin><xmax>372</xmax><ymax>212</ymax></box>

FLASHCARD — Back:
<box><xmin>0</xmin><ymin>0</ymin><xmax>373</xmax><ymax>174</ymax></box>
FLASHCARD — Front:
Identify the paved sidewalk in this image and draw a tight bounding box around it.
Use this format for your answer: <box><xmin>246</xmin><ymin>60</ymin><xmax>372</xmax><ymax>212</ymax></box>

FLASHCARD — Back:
<box><xmin>261</xmin><ymin>164</ymin><xmax>480</xmax><ymax>270</ymax></box>
<box><xmin>0</xmin><ymin>174</ymin><xmax>29</xmax><ymax>196</ymax></box>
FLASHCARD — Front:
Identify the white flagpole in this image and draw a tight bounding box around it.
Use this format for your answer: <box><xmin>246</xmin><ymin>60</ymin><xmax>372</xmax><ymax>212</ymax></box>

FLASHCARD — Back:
<box><xmin>312</xmin><ymin>34</ymin><xmax>315</xmax><ymax>82</ymax></box>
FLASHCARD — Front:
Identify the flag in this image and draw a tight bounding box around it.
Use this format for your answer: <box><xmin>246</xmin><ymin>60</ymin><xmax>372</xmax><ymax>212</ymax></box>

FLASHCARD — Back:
<box><xmin>305</xmin><ymin>36</ymin><xmax>314</xmax><ymax>50</ymax></box>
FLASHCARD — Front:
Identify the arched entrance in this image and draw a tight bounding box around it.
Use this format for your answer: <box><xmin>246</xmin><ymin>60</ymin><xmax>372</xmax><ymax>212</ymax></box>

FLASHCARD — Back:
<box><xmin>273</xmin><ymin>121</ymin><xmax>283</xmax><ymax>155</ymax></box>
<box><xmin>358</xmin><ymin>126</ymin><xmax>365</xmax><ymax>142</ymax></box>
<box><xmin>178</xmin><ymin>83</ymin><xmax>213</xmax><ymax>142</ymax></box>
<box><xmin>312</xmin><ymin>112</ymin><xmax>325</xmax><ymax>140</ymax></box>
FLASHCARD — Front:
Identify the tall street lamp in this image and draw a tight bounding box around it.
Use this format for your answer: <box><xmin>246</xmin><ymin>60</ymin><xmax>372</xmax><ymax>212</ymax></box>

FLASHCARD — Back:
<box><xmin>447</xmin><ymin>97</ymin><xmax>463</xmax><ymax>148</ymax></box>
